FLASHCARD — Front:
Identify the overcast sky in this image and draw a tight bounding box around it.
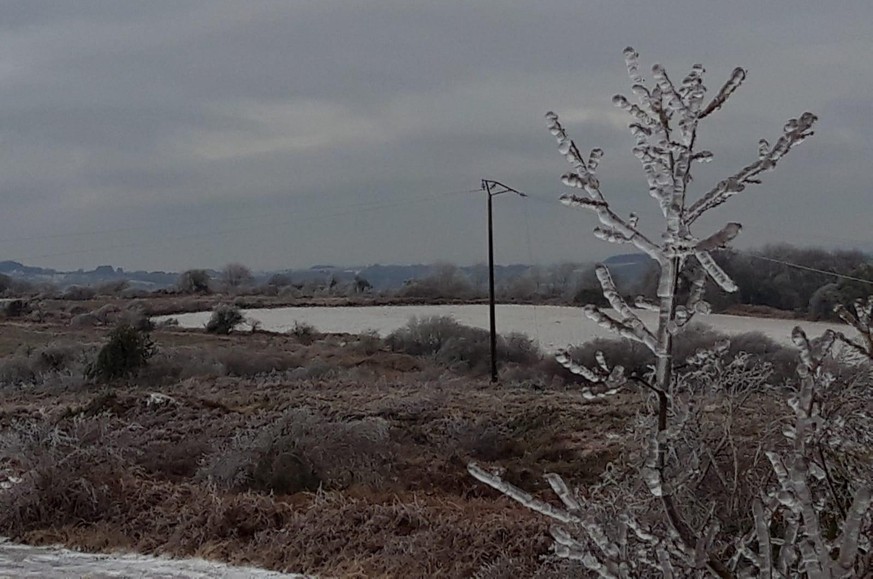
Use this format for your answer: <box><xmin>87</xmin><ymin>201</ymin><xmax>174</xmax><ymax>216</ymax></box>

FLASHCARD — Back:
<box><xmin>0</xmin><ymin>1</ymin><xmax>871</xmax><ymax>272</ymax></box>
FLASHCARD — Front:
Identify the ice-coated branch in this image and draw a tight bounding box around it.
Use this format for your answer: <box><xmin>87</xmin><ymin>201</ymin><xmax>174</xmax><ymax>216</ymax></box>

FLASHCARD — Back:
<box><xmin>695</xmin><ymin>223</ymin><xmax>742</xmax><ymax>252</ymax></box>
<box><xmin>467</xmin><ymin>462</ymin><xmax>580</xmax><ymax>524</ymax></box>
<box><xmin>546</xmin><ymin>111</ymin><xmax>590</xmax><ymax>178</ymax></box>
<box><xmin>582</xmin><ymin>304</ymin><xmax>658</xmax><ymax>352</ymax></box>
<box><xmin>833</xmin><ymin>296</ymin><xmax>873</xmax><ymax>358</ymax></box>
<box><xmin>623</xmin><ymin>46</ymin><xmax>645</xmax><ymax>86</ymax></box>
<box><xmin>699</xmin><ymin>67</ymin><xmax>747</xmax><ymax>118</ymax></box>
<box><xmin>695</xmin><ymin>251</ymin><xmax>738</xmax><ymax>292</ymax></box>
<box><xmin>555</xmin><ymin>349</ymin><xmax>627</xmax><ymax>399</ymax></box>
<box><xmin>686</xmin><ymin>112</ymin><xmax>817</xmax><ymax>223</ymax></box>
<box><xmin>560</xmin><ymin>192</ymin><xmax>608</xmax><ymax>210</ymax></box>
<box><xmin>595</xmin><ymin>264</ymin><xmax>652</xmax><ymax>333</ymax></box>
<box><xmin>547</xmin><ymin>110</ymin><xmax>665</xmax><ymax>262</ymax></box>
<box><xmin>837</xmin><ymin>485</ymin><xmax>872</xmax><ymax>571</ymax></box>
<box><xmin>545</xmin><ymin>472</ymin><xmax>583</xmax><ymax>515</ymax></box>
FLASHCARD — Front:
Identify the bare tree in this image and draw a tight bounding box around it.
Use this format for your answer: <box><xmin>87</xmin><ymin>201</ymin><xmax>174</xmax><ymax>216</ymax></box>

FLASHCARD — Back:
<box><xmin>221</xmin><ymin>262</ymin><xmax>253</xmax><ymax>292</ymax></box>
<box><xmin>176</xmin><ymin>269</ymin><xmax>211</xmax><ymax>294</ymax></box>
<box><xmin>469</xmin><ymin>48</ymin><xmax>870</xmax><ymax>576</ymax></box>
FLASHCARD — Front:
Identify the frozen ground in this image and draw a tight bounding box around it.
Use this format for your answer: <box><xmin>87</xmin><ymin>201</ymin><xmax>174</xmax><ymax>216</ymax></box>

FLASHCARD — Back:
<box><xmin>0</xmin><ymin>538</ymin><xmax>303</xmax><ymax>578</ymax></box>
<box><xmin>157</xmin><ymin>304</ymin><xmax>852</xmax><ymax>353</ymax></box>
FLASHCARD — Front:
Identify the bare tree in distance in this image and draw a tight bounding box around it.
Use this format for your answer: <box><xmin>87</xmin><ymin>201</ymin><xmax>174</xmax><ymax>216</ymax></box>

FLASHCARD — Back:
<box><xmin>221</xmin><ymin>262</ymin><xmax>254</xmax><ymax>292</ymax></box>
<box><xmin>176</xmin><ymin>269</ymin><xmax>211</xmax><ymax>294</ymax></box>
<box><xmin>469</xmin><ymin>48</ymin><xmax>870</xmax><ymax>576</ymax></box>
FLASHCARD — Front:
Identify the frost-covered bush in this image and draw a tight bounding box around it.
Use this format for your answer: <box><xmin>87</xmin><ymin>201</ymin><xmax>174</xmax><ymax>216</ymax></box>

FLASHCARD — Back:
<box><xmin>0</xmin><ymin>342</ymin><xmax>89</xmax><ymax>387</ymax></box>
<box><xmin>176</xmin><ymin>269</ymin><xmax>211</xmax><ymax>294</ymax></box>
<box><xmin>0</xmin><ymin>416</ymin><xmax>130</xmax><ymax>533</ymax></box>
<box><xmin>288</xmin><ymin>320</ymin><xmax>316</xmax><ymax>344</ymax></box>
<box><xmin>62</xmin><ymin>285</ymin><xmax>96</xmax><ymax>300</ymax></box>
<box><xmin>197</xmin><ymin>408</ymin><xmax>392</xmax><ymax>493</ymax></box>
<box><xmin>205</xmin><ymin>304</ymin><xmax>244</xmax><ymax>334</ymax></box>
<box><xmin>386</xmin><ymin>316</ymin><xmax>540</xmax><ymax>374</ymax></box>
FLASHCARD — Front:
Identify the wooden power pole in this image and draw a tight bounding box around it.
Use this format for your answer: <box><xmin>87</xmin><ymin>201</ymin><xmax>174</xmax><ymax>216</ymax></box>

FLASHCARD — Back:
<box><xmin>480</xmin><ymin>180</ymin><xmax>527</xmax><ymax>383</ymax></box>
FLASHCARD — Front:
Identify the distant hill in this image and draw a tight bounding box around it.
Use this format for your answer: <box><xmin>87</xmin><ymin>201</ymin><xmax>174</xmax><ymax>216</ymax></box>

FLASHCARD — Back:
<box><xmin>0</xmin><ymin>261</ymin><xmax>55</xmax><ymax>276</ymax></box>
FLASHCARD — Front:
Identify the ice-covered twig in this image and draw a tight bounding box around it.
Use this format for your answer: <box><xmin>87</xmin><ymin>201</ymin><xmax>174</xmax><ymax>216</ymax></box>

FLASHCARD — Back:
<box><xmin>699</xmin><ymin>67</ymin><xmax>747</xmax><ymax>118</ymax></box>
<box><xmin>686</xmin><ymin>112</ymin><xmax>817</xmax><ymax>223</ymax></box>
<box><xmin>695</xmin><ymin>223</ymin><xmax>742</xmax><ymax>252</ymax></box>
<box><xmin>595</xmin><ymin>264</ymin><xmax>653</xmax><ymax>334</ymax></box>
<box><xmin>695</xmin><ymin>251</ymin><xmax>738</xmax><ymax>292</ymax></box>
<box><xmin>833</xmin><ymin>296</ymin><xmax>873</xmax><ymax>359</ymax></box>
<box><xmin>555</xmin><ymin>349</ymin><xmax>627</xmax><ymax>399</ymax></box>
<box><xmin>582</xmin><ymin>304</ymin><xmax>658</xmax><ymax>352</ymax></box>
<box><xmin>467</xmin><ymin>462</ymin><xmax>580</xmax><ymax>524</ymax></box>
<box><xmin>548</xmin><ymin>111</ymin><xmax>665</xmax><ymax>263</ymax></box>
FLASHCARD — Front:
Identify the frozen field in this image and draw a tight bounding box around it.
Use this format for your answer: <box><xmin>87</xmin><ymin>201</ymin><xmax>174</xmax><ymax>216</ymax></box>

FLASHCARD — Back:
<box><xmin>0</xmin><ymin>538</ymin><xmax>302</xmax><ymax>578</ymax></box>
<box><xmin>158</xmin><ymin>304</ymin><xmax>850</xmax><ymax>353</ymax></box>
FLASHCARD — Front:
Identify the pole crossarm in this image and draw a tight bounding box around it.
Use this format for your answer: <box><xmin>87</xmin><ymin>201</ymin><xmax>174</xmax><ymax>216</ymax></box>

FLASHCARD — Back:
<box><xmin>481</xmin><ymin>179</ymin><xmax>528</xmax><ymax>198</ymax></box>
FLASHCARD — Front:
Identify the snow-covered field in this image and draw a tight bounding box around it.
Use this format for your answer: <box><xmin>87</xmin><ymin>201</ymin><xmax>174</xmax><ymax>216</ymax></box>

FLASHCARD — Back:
<box><xmin>157</xmin><ymin>304</ymin><xmax>850</xmax><ymax>353</ymax></box>
<box><xmin>0</xmin><ymin>538</ymin><xmax>303</xmax><ymax>578</ymax></box>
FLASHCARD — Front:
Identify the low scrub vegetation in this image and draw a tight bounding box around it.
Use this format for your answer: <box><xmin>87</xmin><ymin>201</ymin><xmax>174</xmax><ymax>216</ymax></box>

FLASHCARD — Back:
<box><xmin>386</xmin><ymin>315</ymin><xmax>540</xmax><ymax>374</ymax></box>
<box><xmin>198</xmin><ymin>408</ymin><xmax>392</xmax><ymax>493</ymax></box>
<box><xmin>1</xmin><ymin>293</ymin><xmax>870</xmax><ymax>575</ymax></box>
<box><xmin>205</xmin><ymin>304</ymin><xmax>244</xmax><ymax>334</ymax></box>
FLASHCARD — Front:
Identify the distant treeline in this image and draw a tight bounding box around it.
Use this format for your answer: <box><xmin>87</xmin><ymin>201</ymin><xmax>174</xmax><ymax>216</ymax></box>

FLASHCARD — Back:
<box><xmin>712</xmin><ymin>245</ymin><xmax>873</xmax><ymax>319</ymax></box>
<box><xmin>627</xmin><ymin>245</ymin><xmax>872</xmax><ymax>320</ymax></box>
<box><xmin>2</xmin><ymin>245</ymin><xmax>870</xmax><ymax>321</ymax></box>
<box><xmin>391</xmin><ymin>245</ymin><xmax>873</xmax><ymax>320</ymax></box>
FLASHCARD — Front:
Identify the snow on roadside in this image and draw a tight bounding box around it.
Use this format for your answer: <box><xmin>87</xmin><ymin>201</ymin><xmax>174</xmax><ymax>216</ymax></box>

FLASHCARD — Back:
<box><xmin>0</xmin><ymin>537</ymin><xmax>306</xmax><ymax>578</ymax></box>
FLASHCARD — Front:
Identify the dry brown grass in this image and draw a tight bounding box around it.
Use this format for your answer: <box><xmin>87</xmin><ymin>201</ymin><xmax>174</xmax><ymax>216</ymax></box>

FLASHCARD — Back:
<box><xmin>0</xmin><ymin>316</ymin><xmax>810</xmax><ymax>576</ymax></box>
<box><xmin>20</xmin><ymin>480</ymin><xmax>556</xmax><ymax>577</ymax></box>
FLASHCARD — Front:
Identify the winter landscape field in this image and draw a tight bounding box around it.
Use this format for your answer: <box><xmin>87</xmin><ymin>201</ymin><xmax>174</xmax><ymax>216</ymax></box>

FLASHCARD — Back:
<box><xmin>3</xmin><ymin>2</ymin><xmax>873</xmax><ymax>577</ymax></box>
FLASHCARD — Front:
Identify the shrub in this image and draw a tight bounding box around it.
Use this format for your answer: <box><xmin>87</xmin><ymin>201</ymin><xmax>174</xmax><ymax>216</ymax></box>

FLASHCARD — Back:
<box><xmin>349</xmin><ymin>329</ymin><xmax>384</xmax><ymax>355</ymax></box>
<box><xmin>0</xmin><ymin>356</ymin><xmax>35</xmax><ymax>385</ymax></box>
<box><xmin>205</xmin><ymin>304</ymin><xmax>244</xmax><ymax>334</ymax></box>
<box><xmin>197</xmin><ymin>408</ymin><xmax>392</xmax><ymax>494</ymax></box>
<box><xmin>176</xmin><ymin>269</ymin><xmax>211</xmax><ymax>294</ymax></box>
<box><xmin>94</xmin><ymin>279</ymin><xmax>129</xmax><ymax>296</ymax></box>
<box><xmin>288</xmin><ymin>320</ymin><xmax>317</xmax><ymax>344</ymax></box>
<box><xmin>1</xmin><ymin>299</ymin><xmax>26</xmax><ymax>318</ymax></box>
<box><xmin>62</xmin><ymin>285</ymin><xmax>96</xmax><ymax>300</ymax></box>
<box><xmin>221</xmin><ymin>262</ymin><xmax>254</xmax><ymax>292</ymax></box>
<box><xmin>0</xmin><ymin>342</ymin><xmax>88</xmax><ymax>386</ymax></box>
<box><xmin>218</xmin><ymin>349</ymin><xmax>302</xmax><ymax>377</ymax></box>
<box><xmin>87</xmin><ymin>323</ymin><xmax>156</xmax><ymax>381</ymax></box>
<box><xmin>0</xmin><ymin>416</ymin><xmax>129</xmax><ymax>533</ymax></box>
<box><xmin>386</xmin><ymin>316</ymin><xmax>541</xmax><ymax>374</ymax></box>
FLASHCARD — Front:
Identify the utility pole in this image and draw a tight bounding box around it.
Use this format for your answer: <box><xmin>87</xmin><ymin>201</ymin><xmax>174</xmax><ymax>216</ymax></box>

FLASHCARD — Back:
<box><xmin>480</xmin><ymin>179</ymin><xmax>527</xmax><ymax>383</ymax></box>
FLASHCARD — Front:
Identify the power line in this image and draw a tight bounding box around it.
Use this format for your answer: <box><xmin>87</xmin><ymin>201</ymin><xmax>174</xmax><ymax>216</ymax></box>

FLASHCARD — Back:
<box><xmin>748</xmin><ymin>254</ymin><xmax>873</xmax><ymax>286</ymax></box>
<box><xmin>1</xmin><ymin>188</ymin><xmax>479</xmax><ymax>246</ymax></box>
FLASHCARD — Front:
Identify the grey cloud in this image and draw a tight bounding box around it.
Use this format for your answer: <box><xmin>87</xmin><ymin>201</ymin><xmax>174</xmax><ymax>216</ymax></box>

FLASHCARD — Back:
<box><xmin>0</xmin><ymin>1</ymin><xmax>871</xmax><ymax>271</ymax></box>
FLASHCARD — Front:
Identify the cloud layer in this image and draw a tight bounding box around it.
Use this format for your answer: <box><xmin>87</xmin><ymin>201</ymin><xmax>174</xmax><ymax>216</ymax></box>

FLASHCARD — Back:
<box><xmin>1</xmin><ymin>1</ymin><xmax>870</xmax><ymax>270</ymax></box>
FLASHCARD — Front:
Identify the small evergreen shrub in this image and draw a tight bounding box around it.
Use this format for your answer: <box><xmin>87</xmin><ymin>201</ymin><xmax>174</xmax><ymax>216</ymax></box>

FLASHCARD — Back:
<box><xmin>87</xmin><ymin>323</ymin><xmax>155</xmax><ymax>381</ymax></box>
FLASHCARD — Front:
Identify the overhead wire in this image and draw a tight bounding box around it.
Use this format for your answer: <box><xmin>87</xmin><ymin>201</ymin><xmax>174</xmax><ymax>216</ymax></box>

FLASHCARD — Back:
<box><xmin>13</xmin><ymin>188</ymin><xmax>479</xmax><ymax>262</ymax></box>
<box><xmin>746</xmin><ymin>254</ymin><xmax>873</xmax><ymax>286</ymax></box>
